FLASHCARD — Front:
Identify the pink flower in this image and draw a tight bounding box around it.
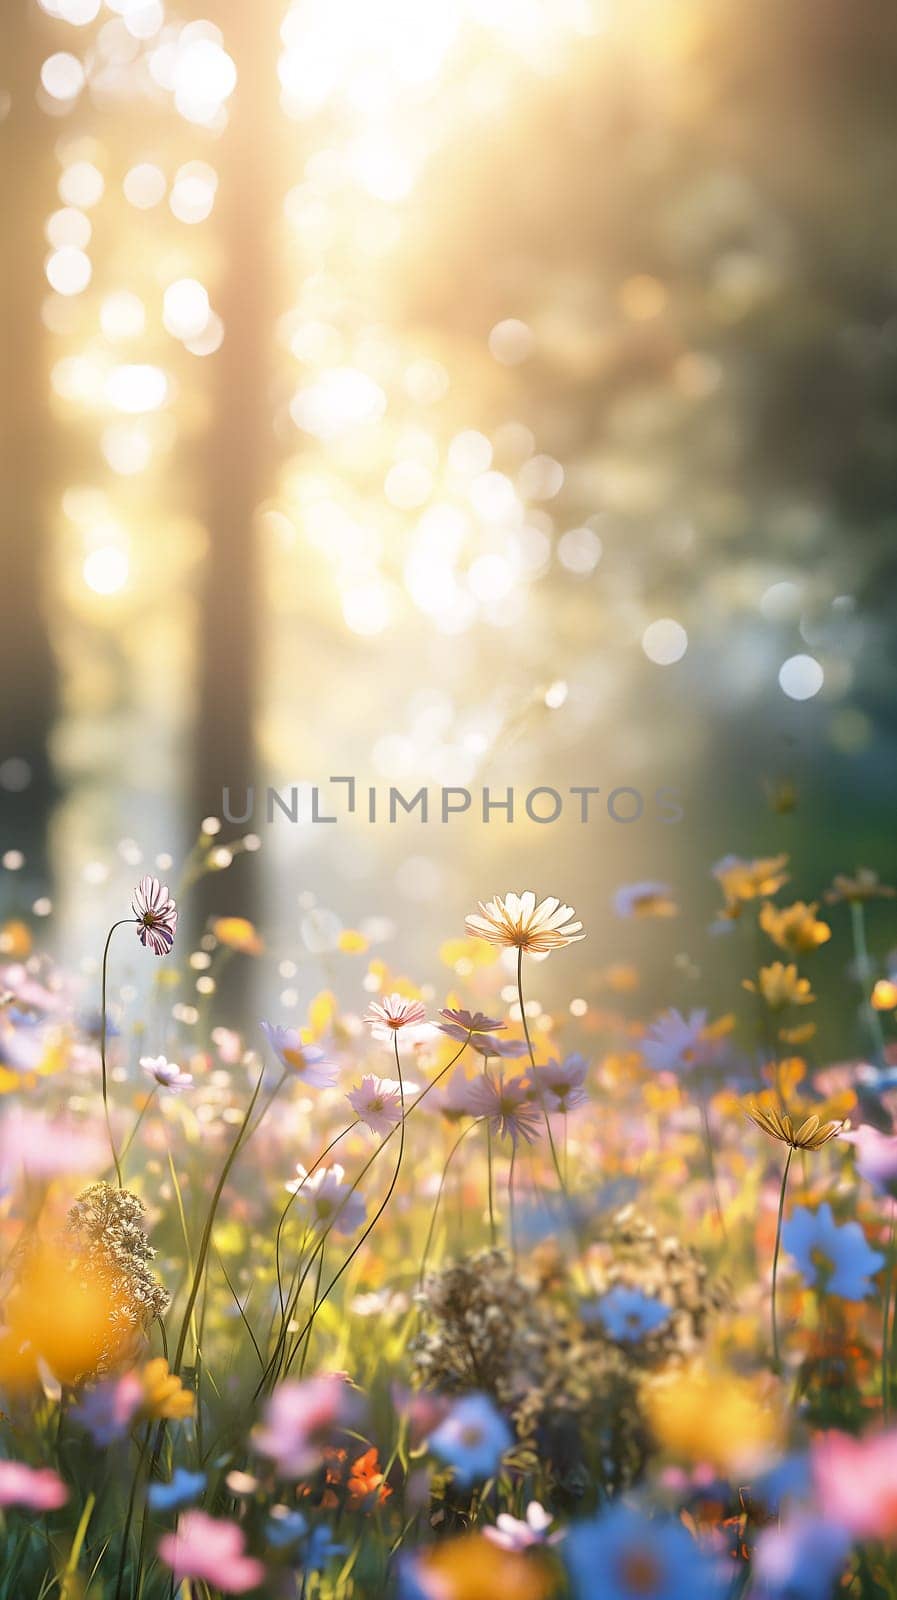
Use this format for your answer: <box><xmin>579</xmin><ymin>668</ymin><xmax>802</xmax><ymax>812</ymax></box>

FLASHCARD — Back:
<box><xmin>842</xmin><ymin>1124</ymin><xmax>897</xmax><ymax>1199</ymax></box>
<box><xmin>0</xmin><ymin>1462</ymin><xmax>68</xmax><ymax>1511</ymax></box>
<box><xmin>253</xmin><ymin>1375</ymin><xmax>360</xmax><ymax>1478</ymax></box>
<box><xmin>158</xmin><ymin>1511</ymin><xmax>265</xmax><ymax>1593</ymax></box>
<box><xmin>364</xmin><ymin>993</ymin><xmax>427</xmax><ymax>1042</ymax></box>
<box><xmin>132</xmin><ymin>876</ymin><xmax>178</xmax><ymax>957</ymax></box>
<box><xmin>0</xmin><ymin>1107</ymin><xmax>107</xmax><ymax>1187</ymax></box>
<box><xmin>812</xmin><ymin>1428</ymin><xmax>897</xmax><ymax>1538</ymax></box>
<box><xmin>347</xmin><ymin>1075</ymin><xmax>410</xmax><ymax>1135</ymax></box>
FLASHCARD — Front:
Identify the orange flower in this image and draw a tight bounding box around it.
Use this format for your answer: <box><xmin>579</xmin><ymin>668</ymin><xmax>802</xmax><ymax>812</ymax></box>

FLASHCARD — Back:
<box><xmin>759</xmin><ymin>900</ymin><xmax>831</xmax><ymax>956</ymax></box>
<box><xmin>140</xmin><ymin>1358</ymin><xmax>195</xmax><ymax>1421</ymax></box>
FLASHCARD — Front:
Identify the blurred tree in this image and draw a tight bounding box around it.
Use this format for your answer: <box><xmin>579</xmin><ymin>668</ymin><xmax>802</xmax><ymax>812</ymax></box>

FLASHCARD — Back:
<box><xmin>0</xmin><ymin>3</ymin><xmax>58</xmax><ymax>877</ymax></box>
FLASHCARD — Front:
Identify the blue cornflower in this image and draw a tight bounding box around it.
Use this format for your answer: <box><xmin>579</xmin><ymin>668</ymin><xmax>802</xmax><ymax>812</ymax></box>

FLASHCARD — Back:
<box><xmin>147</xmin><ymin>1468</ymin><xmax>206</xmax><ymax>1513</ymax></box>
<box><xmin>642</xmin><ymin>1010</ymin><xmax>707</xmax><ymax>1074</ymax></box>
<box><xmin>428</xmin><ymin>1393</ymin><xmax>512</xmax><ymax>1487</ymax></box>
<box><xmin>782</xmin><ymin>1202</ymin><xmax>884</xmax><ymax>1300</ymax></box>
<box><xmin>583</xmin><ymin>1286</ymin><xmax>671</xmax><ymax>1342</ymax></box>
<box><xmin>565</xmin><ymin>1504</ymin><xmax>726</xmax><ymax>1600</ymax></box>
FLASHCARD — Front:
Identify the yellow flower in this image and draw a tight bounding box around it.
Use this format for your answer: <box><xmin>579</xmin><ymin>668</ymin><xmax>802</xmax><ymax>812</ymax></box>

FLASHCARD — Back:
<box><xmin>825</xmin><ymin>868</ymin><xmax>896</xmax><ymax>904</ymax></box>
<box><xmin>645</xmin><ymin>1365</ymin><xmax>781</xmax><ymax>1474</ymax></box>
<box><xmin>743</xmin><ymin>963</ymin><xmax>815</xmax><ymax>1010</ymax></box>
<box><xmin>210</xmin><ymin>917</ymin><xmax>263</xmax><ymax>956</ymax></box>
<box><xmin>465</xmin><ymin>891</ymin><xmax>584</xmax><ymax>954</ymax></box>
<box><xmin>140</xmin><ymin>1358</ymin><xmax>195</xmax><ymax>1421</ymax></box>
<box><xmin>779</xmin><ymin>1021</ymin><xmax>817</xmax><ymax>1045</ymax></box>
<box><xmin>337</xmin><ymin>929</ymin><xmax>369</xmax><ymax>954</ymax></box>
<box><xmin>759</xmin><ymin>900</ymin><xmax>831</xmax><ymax>956</ymax></box>
<box><xmin>407</xmin><ymin>1536</ymin><xmax>552</xmax><ymax>1600</ymax></box>
<box><xmin>872</xmin><ymin>980</ymin><xmax>897</xmax><ymax>1012</ymax></box>
<box><xmin>746</xmin><ymin>1101</ymin><xmax>845</xmax><ymax>1151</ymax></box>
<box><xmin>715</xmin><ymin>854</ymin><xmax>790</xmax><ymax>916</ymax></box>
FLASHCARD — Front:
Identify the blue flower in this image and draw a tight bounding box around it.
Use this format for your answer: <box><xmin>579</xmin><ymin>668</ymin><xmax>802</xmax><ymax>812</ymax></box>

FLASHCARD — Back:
<box><xmin>305</xmin><ymin>1526</ymin><xmax>345</xmax><ymax>1571</ymax></box>
<box><xmin>428</xmin><ymin>1394</ymin><xmax>512</xmax><ymax>1486</ymax></box>
<box><xmin>782</xmin><ymin>1202</ymin><xmax>884</xmax><ymax>1300</ymax></box>
<box><xmin>147</xmin><ymin>1468</ymin><xmax>206</xmax><ymax>1513</ymax></box>
<box><xmin>565</xmin><ymin>1504</ymin><xmax>726</xmax><ymax>1600</ymax></box>
<box><xmin>583</xmin><ymin>1286</ymin><xmax>671</xmax><ymax>1342</ymax></box>
<box><xmin>752</xmin><ymin>1512</ymin><xmax>851</xmax><ymax>1600</ymax></box>
<box><xmin>266</xmin><ymin>1509</ymin><xmax>308</xmax><ymax>1549</ymax></box>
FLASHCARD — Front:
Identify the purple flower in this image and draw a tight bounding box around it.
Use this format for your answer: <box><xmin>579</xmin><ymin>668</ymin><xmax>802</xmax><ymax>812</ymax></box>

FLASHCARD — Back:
<box><xmin>71</xmin><ymin>1372</ymin><xmax>143</xmax><ymax>1445</ymax></box>
<box><xmin>461</xmin><ymin>1071</ymin><xmax>543</xmax><ymax>1144</ymax></box>
<box><xmin>642</xmin><ymin>1010</ymin><xmax>708</xmax><ymax>1075</ymax></box>
<box><xmin>533</xmin><ymin>1053</ymin><xmax>589</xmax><ymax>1114</ymax></box>
<box><xmin>782</xmin><ymin>1202</ymin><xmax>884</xmax><ymax>1300</ymax></box>
<box><xmin>428</xmin><ymin>1393</ymin><xmax>512</xmax><ymax>1486</ymax></box>
<box><xmin>437</xmin><ymin>1008</ymin><xmax>528</xmax><ymax>1056</ymax></box>
<box><xmin>148</xmin><ymin>1468</ymin><xmax>206</xmax><ymax>1513</ymax></box>
<box><xmin>132</xmin><ymin>876</ymin><xmax>178</xmax><ymax>956</ymax></box>
<box><xmin>261</xmin><ymin>1022</ymin><xmax>339</xmax><ymax>1089</ymax></box>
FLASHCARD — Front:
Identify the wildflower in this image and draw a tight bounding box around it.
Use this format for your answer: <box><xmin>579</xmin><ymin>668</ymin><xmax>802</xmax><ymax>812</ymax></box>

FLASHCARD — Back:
<box><xmin>260</xmin><ymin>1021</ymin><xmax>339</xmax><ymax>1088</ymax></box>
<box><xmin>584</xmin><ymin>1286</ymin><xmax>671</xmax><ymax>1342</ymax></box>
<box><xmin>565</xmin><ymin>1504</ymin><xmax>726</xmax><ymax>1600</ymax></box>
<box><xmin>746</xmin><ymin>1103</ymin><xmax>844</xmax><ymax>1151</ymax></box>
<box><xmin>148</xmin><ymin>1467</ymin><xmax>207</xmax><ymax>1512</ymax></box>
<box><xmin>428</xmin><ymin>1392</ymin><xmax>513</xmax><ymax>1486</ymax></box>
<box><xmin>750</xmin><ymin>1513</ymin><xmax>850</xmax><ymax>1600</ymax></box>
<box><xmin>842</xmin><ymin>1123</ymin><xmax>897</xmax><ymax>1197</ymax></box>
<box><xmin>141</xmin><ymin>1358</ymin><xmax>195</xmax><ymax>1421</ymax></box>
<box><xmin>316</xmin><ymin>1445</ymin><xmax>392</xmax><ymax>1511</ymax></box>
<box><xmin>132</xmin><ymin>875</ymin><xmax>178</xmax><ymax>956</ymax></box>
<box><xmin>364</xmin><ymin>993</ymin><xmax>428</xmax><ymax>1040</ymax></box>
<box><xmin>253</xmin><ymin>1375</ymin><xmax>359</xmax><ymax>1478</ymax></box>
<box><xmin>743</xmin><ymin>963</ymin><xmax>815</xmax><ymax>1009</ymax></box>
<box><xmin>759</xmin><ymin>900</ymin><xmax>832</xmax><ymax>956</ymax></box>
<box><xmin>65</xmin><ymin>1183</ymin><xmax>170</xmax><ymax>1366</ymax></box>
<box><xmin>71</xmin><ymin>1371</ymin><xmax>144</xmax><ymax>1445</ymax></box>
<box><xmin>645</xmin><ymin>1366</ymin><xmax>781</xmax><ymax>1475</ymax></box>
<box><xmin>210</xmin><ymin>916</ymin><xmax>263</xmax><ymax>955</ymax></box>
<box><xmin>783</xmin><ymin>1202</ymin><xmax>884</xmax><ymax>1299</ymax></box>
<box><xmin>812</xmin><ymin>1428</ymin><xmax>897</xmax><ymax>1538</ymax></box>
<box><xmin>0</xmin><ymin>1461</ymin><xmax>68</xmax><ymax>1511</ymax></box>
<box><xmin>347</xmin><ymin>1074</ymin><xmax>405</xmax><ymax>1135</ymax></box>
<box><xmin>532</xmin><ymin>1053</ymin><xmax>589</xmax><ymax>1114</ymax></box>
<box><xmin>287</xmin><ymin>1163</ymin><xmax>366</xmax><ymax>1234</ymax></box>
<box><xmin>0</xmin><ymin>1108</ymin><xmax>107</xmax><ymax>1187</ymax></box>
<box><xmin>465</xmin><ymin>891</ymin><xmax>584</xmax><ymax>954</ymax></box>
<box><xmin>158</xmin><ymin>1511</ymin><xmax>265</xmax><ymax>1594</ymax></box>
<box><xmin>613</xmin><ymin>881</ymin><xmax>677</xmax><ymax>919</ymax></box>
<box><xmin>484</xmin><ymin>1501</ymin><xmax>558</xmax><ymax>1551</ymax></box>
<box><xmin>872</xmin><ymin>979</ymin><xmax>897</xmax><ymax>1011</ymax></box>
<box><xmin>265</xmin><ymin>1507</ymin><xmax>308</xmax><ymax>1549</ymax></box>
<box><xmin>461</xmin><ymin>1071</ymin><xmax>543</xmax><ymax>1144</ymax></box>
<box><xmin>714</xmin><ymin>853</ymin><xmax>790</xmax><ymax>914</ymax></box>
<box><xmin>825</xmin><ymin>867</ymin><xmax>896</xmax><ymax>904</ymax></box>
<box><xmin>400</xmin><ymin>1536</ymin><xmax>551</xmax><ymax>1600</ymax></box>
<box><xmin>437</xmin><ymin>1008</ymin><xmax>528</xmax><ymax>1057</ymax></box>
<box><xmin>641</xmin><ymin>1009</ymin><xmax>707</xmax><ymax>1074</ymax></box>
<box><xmin>140</xmin><ymin>1053</ymin><xmax>193</xmax><ymax>1092</ymax></box>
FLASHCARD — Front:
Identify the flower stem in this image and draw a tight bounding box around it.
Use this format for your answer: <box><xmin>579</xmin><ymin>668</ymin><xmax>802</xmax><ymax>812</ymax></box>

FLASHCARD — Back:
<box><xmin>486</xmin><ymin>1124</ymin><xmax>496</xmax><ymax>1246</ymax></box>
<box><xmin>516</xmin><ymin>946</ymin><xmax>569</xmax><ymax>1197</ymax></box>
<box><xmin>771</xmin><ymin>1146</ymin><xmax>794</xmax><ymax>1374</ymax></box>
<box><xmin>100</xmin><ymin>919</ymin><xmax>131</xmax><ymax>1189</ymax></box>
<box><xmin>851</xmin><ymin>901</ymin><xmax>887</xmax><ymax>1070</ymax></box>
<box><xmin>419</xmin><ymin>1120</ymin><xmax>481</xmax><ymax>1291</ymax></box>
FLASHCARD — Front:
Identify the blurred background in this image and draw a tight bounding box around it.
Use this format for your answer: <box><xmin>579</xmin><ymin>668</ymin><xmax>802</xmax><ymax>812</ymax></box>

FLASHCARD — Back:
<box><xmin>2</xmin><ymin>0</ymin><xmax>897</xmax><ymax>1033</ymax></box>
